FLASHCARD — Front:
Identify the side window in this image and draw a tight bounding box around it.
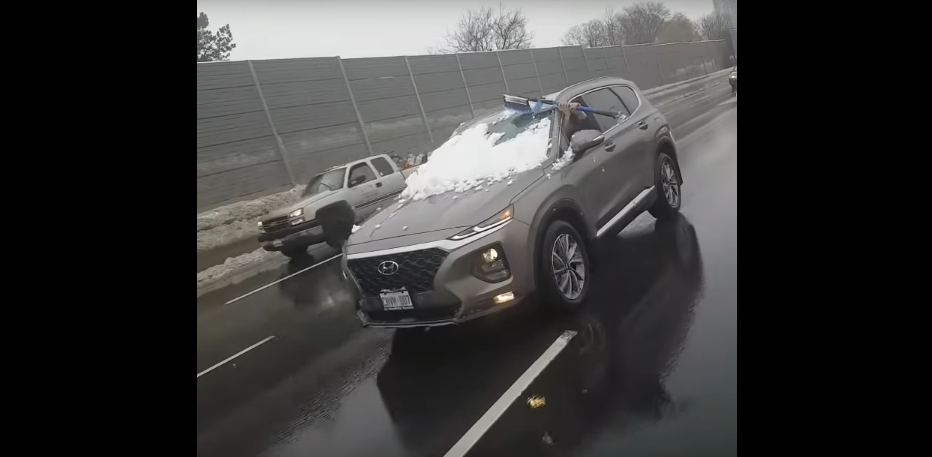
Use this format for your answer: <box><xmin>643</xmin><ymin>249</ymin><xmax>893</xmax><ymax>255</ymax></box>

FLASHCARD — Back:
<box><xmin>582</xmin><ymin>88</ymin><xmax>630</xmax><ymax>132</ymax></box>
<box><xmin>370</xmin><ymin>157</ymin><xmax>395</xmax><ymax>177</ymax></box>
<box><xmin>348</xmin><ymin>163</ymin><xmax>376</xmax><ymax>188</ymax></box>
<box><xmin>561</xmin><ymin>97</ymin><xmax>602</xmax><ymax>144</ymax></box>
<box><xmin>612</xmin><ymin>86</ymin><xmax>641</xmax><ymax>116</ymax></box>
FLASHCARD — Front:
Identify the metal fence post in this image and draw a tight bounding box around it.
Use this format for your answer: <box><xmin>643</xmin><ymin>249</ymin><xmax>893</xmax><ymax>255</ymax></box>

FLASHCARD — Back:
<box><xmin>248</xmin><ymin>61</ymin><xmax>296</xmax><ymax>186</ymax></box>
<box><xmin>620</xmin><ymin>45</ymin><xmax>630</xmax><ymax>79</ymax></box>
<box><xmin>604</xmin><ymin>49</ymin><xmax>611</xmax><ymax>76</ymax></box>
<box><xmin>337</xmin><ymin>57</ymin><xmax>374</xmax><ymax>157</ymax></box>
<box><xmin>455</xmin><ymin>54</ymin><xmax>476</xmax><ymax>118</ymax></box>
<box><xmin>496</xmin><ymin>52</ymin><xmax>510</xmax><ymax>93</ymax></box>
<box><xmin>583</xmin><ymin>47</ymin><xmax>592</xmax><ymax>74</ymax></box>
<box><xmin>405</xmin><ymin>56</ymin><xmax>434</xmax><ymax>144</ymax></box>
<box><xmin>557</xmin><ymin>48</ymin><xmax>570</xmax><ymax>85</ymax></box>
<box><xmin>652</xmin><ymin>46</ymin><xmax>665</xmax><ymax>85</ymax></box>
<box><xmin>530</xmin><ymin>49</ymin><xmax>545</xmax><ymax>96</ymax></box>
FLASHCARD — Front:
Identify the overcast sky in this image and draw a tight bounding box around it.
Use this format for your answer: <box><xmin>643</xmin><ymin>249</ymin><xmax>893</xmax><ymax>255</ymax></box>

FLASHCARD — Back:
<box><xmin>197</xmin><ymin>0</ymin><xmax>714</xmax><ymax>61</ymax></box>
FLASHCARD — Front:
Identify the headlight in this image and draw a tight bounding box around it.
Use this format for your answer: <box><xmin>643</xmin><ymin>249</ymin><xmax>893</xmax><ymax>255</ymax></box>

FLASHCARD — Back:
<box><xmin>289</xmin><ymin>209</ymin><xmax>303</xmax><ymax>218</ymax></box>
<box><xmin>450</xmin><ymin>206</ymin><xmax>514</xmax><ymax>241</ymax></box>
<box><xmin>730</xmin><ymin>73</ymin><xmax>737</xmax><ymax>78</ymax></box>
<box><xmin>474</xmin><ymin>244</ymin><xmax>511</xmax><ymax>283</ymax></box>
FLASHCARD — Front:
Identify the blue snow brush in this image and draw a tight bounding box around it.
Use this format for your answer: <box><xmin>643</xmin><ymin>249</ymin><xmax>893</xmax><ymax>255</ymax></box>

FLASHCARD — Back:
<box><xmin>502</xmin><ymin>94</ymin><xmax>622</xmax><ymax>118</ymax></box>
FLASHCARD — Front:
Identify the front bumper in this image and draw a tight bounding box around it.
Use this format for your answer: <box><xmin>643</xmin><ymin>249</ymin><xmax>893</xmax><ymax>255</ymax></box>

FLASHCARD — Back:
<box><xmin>343</xmin><ymin>220</ymin><xmax>535</xmax><ymax>329</ymax></box>
<box><xmin>261</xmin><ymin>225</ymin><xmax>326</xmax><ymax>252</ymax></box>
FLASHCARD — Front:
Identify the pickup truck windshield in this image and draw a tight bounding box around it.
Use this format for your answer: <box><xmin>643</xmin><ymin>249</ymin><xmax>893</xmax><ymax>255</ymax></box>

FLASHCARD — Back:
<box><xmin>303</xmin><ymin>168</ymin><xmax>345</xmax><ymax>197</ymax></box>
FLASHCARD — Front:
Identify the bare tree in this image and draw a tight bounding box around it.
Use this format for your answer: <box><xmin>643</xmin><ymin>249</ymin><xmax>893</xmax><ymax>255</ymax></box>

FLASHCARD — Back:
<box><xmin>656</xmin><ymin>13</ymin><xmax>699</xmax><ymax>44</ymax></box>
<box><xmin>698</xmin><ymin>12</ymin><xmax>733</xmax><ymax>40</ymax></box>
<box><xmin>562</xmin><ymin>8</ymin><xmax>622</xmax><ymax>48</ymax></box>
<box><xmin>617</xmin><ymin>2</ymin><xmax>671</xmax><ymax>45</ymax></box>
<box><xmin>602</xmin><ymin>8</ymin><xmax>624</xmax><ymax>46</ymax></box>
<box><xmin>562</xmin><ymin>20</ymin><xmax>607</xmax><ymax>48</ymax></box>
<box><xmin>492</xmin><ymin>6</ymin><xmax>533</xmax><ymax>50</ymax></box>
<box><xmin>440</xmin><ymin>5</ymin><xmax>533</xmax><ymax>53</ymax></box>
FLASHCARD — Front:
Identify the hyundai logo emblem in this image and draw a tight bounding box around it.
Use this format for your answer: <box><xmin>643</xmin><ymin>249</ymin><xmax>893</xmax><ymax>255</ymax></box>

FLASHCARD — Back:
<box><xmin>378</xmin><ymin>261</ymin><xmax>400</xmax><ymax>276</ymax></box>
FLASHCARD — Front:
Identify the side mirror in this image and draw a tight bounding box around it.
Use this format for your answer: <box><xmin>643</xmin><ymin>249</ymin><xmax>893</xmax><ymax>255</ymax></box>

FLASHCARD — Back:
<box><xmin>570</xmin><ymin>130</ymin><xmax>605</xmax><ymax>155</ymax></box>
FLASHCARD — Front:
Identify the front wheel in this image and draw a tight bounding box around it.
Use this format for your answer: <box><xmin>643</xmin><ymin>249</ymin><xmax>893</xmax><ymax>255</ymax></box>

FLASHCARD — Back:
<box><xmin>649</xmin><ymin>153</ymin><xmax>682</xmax><ymax>220</ymax></box>
<box><xmin>540</xmin><ymin>221</ymin><xmax>591</xmax><ymax>313</ymax></box>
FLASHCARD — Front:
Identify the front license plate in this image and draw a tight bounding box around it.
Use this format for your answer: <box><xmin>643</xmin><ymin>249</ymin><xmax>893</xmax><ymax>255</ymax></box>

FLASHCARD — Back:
<box><xmin>381</xmin><ymin>290</ymin><xmax>414</xmax><ymax>311</ymax></box>
<box><xmin>272</xmin><ymin>239</ymin><xmax>283</xmax><ymax>248</ymax></box>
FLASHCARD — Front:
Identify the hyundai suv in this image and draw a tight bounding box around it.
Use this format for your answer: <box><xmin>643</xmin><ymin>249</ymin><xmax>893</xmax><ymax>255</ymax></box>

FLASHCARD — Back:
<box><xmin>342</xmin><ymin>77</ymin><xmax>683</xmax><ymax>329</ymax></box>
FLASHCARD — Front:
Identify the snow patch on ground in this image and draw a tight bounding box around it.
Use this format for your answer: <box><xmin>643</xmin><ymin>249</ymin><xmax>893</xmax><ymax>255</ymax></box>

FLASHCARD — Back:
<box><xmin>197</xmin><ymin>186</ymin><xmax>306</xmax><ymax>253</ymax></box>
<box><xmin>401</xmin><ymin>118</ymin><xmax>552</xmax><ymax>201</ymax></box>
<box><xmin>197</xmin><ymin>248</ymin><xmax>277</xmax><ymax>287</ymax></box>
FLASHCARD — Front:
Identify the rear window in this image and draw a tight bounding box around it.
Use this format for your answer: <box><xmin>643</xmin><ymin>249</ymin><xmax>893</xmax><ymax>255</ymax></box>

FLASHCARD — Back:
<box><xmin>370</xmin><ymin>157</ymin><xmax>395</xmax><ymax>177</ymax></box>
<box><xmin>612</xmin><ymin>86</ymin><xmax>641</xmax><ymax>115</ymax></box>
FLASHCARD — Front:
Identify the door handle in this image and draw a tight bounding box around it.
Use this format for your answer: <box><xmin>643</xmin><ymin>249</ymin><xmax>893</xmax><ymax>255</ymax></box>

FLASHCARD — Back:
<box><xmin>638</xmin><ymin>121</ymin><xmax>649</xmax><ymax>130</ymax></box>
<box><xmin>376</xmin><ymin>182</ymin><xmax>383</xmax><ymax>188</ymax></box>
<box><xmin>604</xmin><ymin>142</ymin><xmax>616</xmax><ymax>152</ymax></box>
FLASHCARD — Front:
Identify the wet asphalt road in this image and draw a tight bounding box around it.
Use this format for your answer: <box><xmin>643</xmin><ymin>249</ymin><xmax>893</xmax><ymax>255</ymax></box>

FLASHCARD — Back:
<box><xmin>196</xmin><ymin>85</ymin><xmax>736</xmax><ymax>457</ymax></box>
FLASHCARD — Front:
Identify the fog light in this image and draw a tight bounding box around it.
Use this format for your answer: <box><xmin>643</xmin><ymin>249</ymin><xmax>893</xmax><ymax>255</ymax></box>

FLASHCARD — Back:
<box><xmin>474</xmin><ymin>244</ymin><xmax>511</xmax><ymax>283</ymax></box>
<box><xmin>494</xmin><ymin>292</ymin><xmax>515</xmax><ymax>304</ymax></box>
<box><xmin>291</xmin><ymin>218</ymin><xmax>304</xmax><ymax>226</ymax></box>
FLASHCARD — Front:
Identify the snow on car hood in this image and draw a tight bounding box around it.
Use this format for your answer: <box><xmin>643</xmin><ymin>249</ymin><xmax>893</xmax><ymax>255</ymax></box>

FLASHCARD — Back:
<box><xmin>401</xmin><ymin>117</ymin><xmax>552</xmax><ymax>201</ymax></box>
<box><xmin>348</xmin><ymin>170</ymin><xmax>542</xmax><ymax>246</ymax></box>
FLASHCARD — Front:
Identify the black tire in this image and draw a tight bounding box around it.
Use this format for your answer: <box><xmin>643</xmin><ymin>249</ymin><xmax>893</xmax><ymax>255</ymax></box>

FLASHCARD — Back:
<box><xmin>539</xmin><ymin>221</ymin><xmax>591</xmax><ymax>313</ymax></box>
<box><xmin>649</xmin><ymin>152</ymin><xmax>683</xmax><ymax>220</ymax></box>
<box><xmin>731</xmin><ymin>84</ymin><xmax>737</xmax><ymax>94</ymax></box>
<box><xmin>282</xmin><ymin>246</ymin><xmax>309</xmax><ymax>259</ymax></box>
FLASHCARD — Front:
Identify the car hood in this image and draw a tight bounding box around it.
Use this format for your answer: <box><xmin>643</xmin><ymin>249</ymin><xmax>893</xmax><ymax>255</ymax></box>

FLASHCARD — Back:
<box><xmin>349</xmin><ymin>170</ymin><xmax>542</xmax><ymax>246</ymax></box>
<box><xmin>266</xmin><ymin>191</ymin><xmax>335</xmax><ymax>219</ymax></box>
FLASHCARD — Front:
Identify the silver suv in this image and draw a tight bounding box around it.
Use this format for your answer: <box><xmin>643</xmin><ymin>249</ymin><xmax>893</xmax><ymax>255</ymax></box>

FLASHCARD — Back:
<box><xmin>342</xmin><ymin>77</ymin><xmax>683</xmax><ymax>328</ymax></box>
<box><xmin>259</xmin><ymin>155</ymin><xmax>406</xmax><ymax>258</ymax></box>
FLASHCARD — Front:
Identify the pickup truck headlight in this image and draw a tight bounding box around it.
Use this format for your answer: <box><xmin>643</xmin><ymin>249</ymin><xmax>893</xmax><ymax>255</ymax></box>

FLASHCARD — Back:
<box><xmin>289</xmin><ymin>209</ymin><xmax>303</xmax><ymax>218</ymax></box>
<box><xmin>450</xmin><ymin>206</ymin><xmax>514</xmax><ymax>241</ymax></box>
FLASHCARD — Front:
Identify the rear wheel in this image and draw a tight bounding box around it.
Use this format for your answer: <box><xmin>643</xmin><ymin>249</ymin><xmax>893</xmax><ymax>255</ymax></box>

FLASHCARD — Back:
<box><xmin>540</xmin><ymin>221</ymin><xmax>590</xmax><ymax>313</ymax></box>
<box><xmin>649</xmin><ymin>153</ymin><xmax>682</xmax><ymax>220</ymax></box>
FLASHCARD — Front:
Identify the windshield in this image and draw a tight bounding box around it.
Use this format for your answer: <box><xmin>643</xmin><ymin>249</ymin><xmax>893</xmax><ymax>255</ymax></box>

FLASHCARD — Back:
<box><xmin>303</xmin><ymin>168</ymin><xmax>345</xmax><ymax>197</ymax></box>
<box><xmin>487</xmin><ymin>110</ymin><xmax>554</xmax><ymax>145</ymax></box>
<box><xmin>447</xmin><ymin>109</ymin><xmax>554</xmax><ymax>149</ymax></box>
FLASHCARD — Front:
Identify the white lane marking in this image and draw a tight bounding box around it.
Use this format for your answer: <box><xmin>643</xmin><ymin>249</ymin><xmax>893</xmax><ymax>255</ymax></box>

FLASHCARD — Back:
<box><xmin>443</xmin><ymin>330</ymin><xmax>578</xmax><ymax>457</ymax></box>
<box><xmin>718</xmin><ymin>96</ymin><xmax>737</xmax><ymax>106</ymax></box>
<box><xmin>224</xmin><ymin>254</ymin><xmax>343</xmax><ymax>306</ymax></box>
<box><xmin>197</xmin><ymin>336</ymin><xmax>276</xmax><ymax>379</ymax></box>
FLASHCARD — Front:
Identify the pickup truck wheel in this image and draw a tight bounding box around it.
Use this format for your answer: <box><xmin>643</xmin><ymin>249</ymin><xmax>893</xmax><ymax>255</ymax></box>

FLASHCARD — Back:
<box><xmin>282</xmin><ymin>247</ymin><xmax>309</xmax><ymax>259</ymax></box>
<box><xmin>540</xmin><ymin>221</ymin><xmax>590</xmax><ymax>313</ymax></box>
<box><xmin>649</xmin><ymin>153</ymin><xmax>682</xmax><ymax>220</ymax></box>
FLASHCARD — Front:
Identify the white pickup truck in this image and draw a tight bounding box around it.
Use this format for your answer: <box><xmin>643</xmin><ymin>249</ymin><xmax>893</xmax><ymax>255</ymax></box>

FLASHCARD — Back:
<box><xmin>259</xmin><ymin>154</ymin><xmax>407</xmax><ymax>258</ymax></box>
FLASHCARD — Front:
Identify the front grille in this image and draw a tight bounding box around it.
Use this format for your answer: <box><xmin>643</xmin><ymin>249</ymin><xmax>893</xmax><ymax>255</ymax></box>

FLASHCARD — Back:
<box><xmin>348</xmin><ymin>249</ymin><xmax>448</xmax><ymax>297</ymax></box>
<box><xmin>262</xmin><ymin>216</ymin><xmax>291</xmax><ymax>233</ymax></box>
